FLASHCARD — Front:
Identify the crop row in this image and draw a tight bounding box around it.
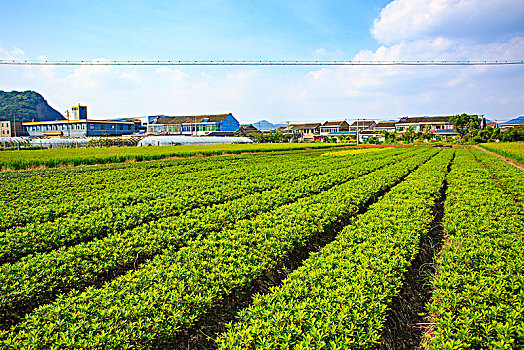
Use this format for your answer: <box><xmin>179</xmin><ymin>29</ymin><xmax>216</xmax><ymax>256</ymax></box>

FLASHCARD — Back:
<box><xmin>0</xmin><ymin>147</ymin><xmax>413</xmax><ymax>326</ymax></box>
<box><xmin>0</xmin><ymin>147</ymin><xmax>413</xmax><ymax>322</ymax></box>
<box><xmin>1</xmin><ymin>149</ymin><xmax>437</xmax><ymax>348</ymax></box>
<box><xmin>0</xmin><ymin>148</ymin><xmax>332</xmax><ymax>230</ymax></box>
<box><xmin>0</xmin><ymin>145</ymin><xmax>319</xmax><ymax>200</ymax></box>
<box><xmin>1</xmin><ymin>148</ymin><xmax>373</xmax><ymax>264</ymax></box>
<box><xmin>0</xmin><ymin>142</ymin><xmax>348</xmax><ymax>170</ymax></box>
<box><xmin>480</xmin><ymin>141</ymin><xmax>524</xmax><ymax>166</ymax></box>
<box><xmin>425</xmin><ymin>149</ymin><xmax>524</xmax><ymax>348</ymax></box>
<box><xmin>0</xmin><ymin>149</ymin><xmax>322</xmax><ymax>231</ymax></box>
<box><xmin>468</xmin><ymin>147</ymin><xmax>524</xmax><ymax>203</ymax></box>
<box><xmin>218</xmin><ymin>149</ymin><xmax>454</xmax><ymax>349</ymax></box>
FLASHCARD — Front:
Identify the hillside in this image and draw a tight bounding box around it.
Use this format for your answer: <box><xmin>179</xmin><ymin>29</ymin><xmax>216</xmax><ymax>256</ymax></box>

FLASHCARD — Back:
<box><xmin>0</xmin><ymin>90</ymin><xmax>64</xmax><ymax>122</ymax></box>
<box><xmin>252</xmin><ymin>120</ymin><xmax>287</xmax><ymax>131</ymax></box>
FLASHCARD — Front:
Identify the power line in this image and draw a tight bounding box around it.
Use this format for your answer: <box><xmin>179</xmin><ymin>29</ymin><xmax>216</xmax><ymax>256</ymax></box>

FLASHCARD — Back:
<box><xmin>0</xmin><ymin>59</ymin><xmax>523</xmax><ymax>66</ymax></box>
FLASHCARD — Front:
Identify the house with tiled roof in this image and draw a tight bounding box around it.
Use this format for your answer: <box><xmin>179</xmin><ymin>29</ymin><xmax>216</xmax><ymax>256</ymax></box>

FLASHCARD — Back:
<box><xmin>147</xmin><ymin>113</ymin><xmax>239</xmax><ymax>136</ymax></box>
<box><xmin>349</xmin><ymin>120</ymin><xmax>376</xmax><ymax>132</ymax></box>
<box><xmin>287</xmin><ymin>123</ymin><xmax>321</xmax><ymax>140</ymax></box>
<box><xmin>373</xmin><ymin>122</ymin><xmax>397</xmax><ymax>132</ymax></box>
<box><xmin>319</xmin><ymin>121</ymin><xmax>350</xmax><ymax>136</ymax></box>
<box><xmin>237</xmin><ymin>124</ymin><xmax>261</xmax><ymax>135</ymax></box>
<box><xmin>395</xmin><ymin>116</ymin><xmax>459</xmax><ymax>135</ymax></box>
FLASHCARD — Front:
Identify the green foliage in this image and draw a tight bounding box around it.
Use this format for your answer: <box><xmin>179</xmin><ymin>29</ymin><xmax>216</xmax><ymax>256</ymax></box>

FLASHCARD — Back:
<box><xmin>86</xmin><ymin>137</ymin><xmax>140</xmax><ymax>147</ymax></box>
<box><xmin>469</xmin><ymin>147</ymin><xmax>524</xmax><ymax>202</ymax></box>
<box><xmin>450</xmin><ymin>113</ymin><xmax>481</xmax><ymax>139</ymax></box>
<box><xmin>480</xmin><ymin>141</ymin><xmax>524</xmax><ymax>165</ymax></box>
<box><xmin>2</xmin><ymin>147</ymin><xmax>433</xmax><ymax>348</ymax></box>
<box><xmin>0</xmin><ymin>148</ymin><xmax>408</xmax><ymax>324</ymax></box>
<box><xmin>250</xmin><ymin>131</ymin><xmax>288</xmax><ymax>143</ymax></box>
<box><xmin>426</xmin><ymin>149</ymin><xmax>524</xmax><ymax>348</ymax></box>
<box><xmin>0</xmin><ymin>90</ymin><xmax>64</xmax><ymax>122</ymax></box>
<box><xmin>218</xmin><ymin>149</ymin><xmax>452</xmax><ymax>348</ymax></box>
<box><xmin>0</xmin><ymin>142</ymin><xmax>346</xmax><ymax>170</ymax></box>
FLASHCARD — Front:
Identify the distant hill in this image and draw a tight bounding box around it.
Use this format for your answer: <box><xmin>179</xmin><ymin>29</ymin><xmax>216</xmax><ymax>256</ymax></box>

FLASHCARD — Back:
<box><xmin>0</xmin><ymin>90</ymin><xmax>64</xmax><ymax>122</ymax></box>
<box><xmin>252</xmin><ymin>120</ymin><xmax>287</xmax><ymax>131</ymax></box>
<box><xmin>501</xmin><ymin>116</ymin><xmax>524</xmax><ymax>125</ymax></box>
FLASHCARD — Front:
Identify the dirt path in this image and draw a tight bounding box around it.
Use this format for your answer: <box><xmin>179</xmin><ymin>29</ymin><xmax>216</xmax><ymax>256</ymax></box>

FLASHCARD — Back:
<box><xmin>473</xmin><ymin>145</ymin><xmax>524</xmax><ymax>171</ymax></box>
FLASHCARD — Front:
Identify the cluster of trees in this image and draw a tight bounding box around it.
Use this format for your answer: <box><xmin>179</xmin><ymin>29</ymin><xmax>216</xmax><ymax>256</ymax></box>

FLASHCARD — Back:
<box><xmin>451</xmin><ymin>113</ymin><xmax>523</xmax><ymax>143</ymax></box>
<box><xmin>246</xmin><ymin>131</ymin><xmax>287</xmax><ymax>143</ymax></box>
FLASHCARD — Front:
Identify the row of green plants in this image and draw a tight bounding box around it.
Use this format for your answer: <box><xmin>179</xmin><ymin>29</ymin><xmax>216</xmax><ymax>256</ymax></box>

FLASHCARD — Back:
<box><xmin>86</xmin><ymin>137</ymin><xmax>140</xmax><ymax>148</ymax></box>
<box><xmin>0</xmin><ymin>146</ymin><xmax>317</xmax><ymax>205</ymax></box>
<box><xmin>0</xmin><ymin>151</ymin><xmax>335</xmax><ymax>264</ymax></box>
<box><xmin>0</xmin><ymin>147</ymin><xmax>412</xmax><ymax>325</ymax></box>
<box><xmin>469</xmin><ymin>147</ymin><xmax>524</xmax><ymax>203</ymax></box>
<box><xmin>0</xmin><ymin>142</ymin><xmax>347</xmax><ymax>170</ymax></box>
<box><xmin>480</xmin><ymin>141</ymin><xmax>524</xmax><ymax>166</ymax></box>
<box><xmin>218</xmin><ymin>149</ymin><xmax>453</xmax><ymax>349</ymax></box>
<box><xmin>0</xmin><ymin>149</ymin><xmax>313</xmax><ymax>231</ymax></box>
<box><xmin>425</xmin><ymin>149</ymin><xmax>524</xmax><ymax>348</ymax></box>
<box><xmin>1</xmin><ymin>149</ymin><xmax>436</xmax><ymax>348</ymax></box>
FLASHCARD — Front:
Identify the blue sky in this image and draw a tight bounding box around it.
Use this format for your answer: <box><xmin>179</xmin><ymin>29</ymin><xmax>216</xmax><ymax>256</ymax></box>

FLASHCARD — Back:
<box><xmin>0</xmin><ymin>1</ymin><xmax>388</xmax><ymax>60</ymax></box>
<box><xmin>0</xmin><ymin>0</ymin><xmax>523</xmax><ymax>123</ymax></box>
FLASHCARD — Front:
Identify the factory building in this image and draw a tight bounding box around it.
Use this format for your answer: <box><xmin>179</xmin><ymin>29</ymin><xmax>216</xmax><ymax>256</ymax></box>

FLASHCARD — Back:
<box><xmin>23</xmin><ymin>105</ymin><xmax>141</xmax><ymax>137</ymax></box>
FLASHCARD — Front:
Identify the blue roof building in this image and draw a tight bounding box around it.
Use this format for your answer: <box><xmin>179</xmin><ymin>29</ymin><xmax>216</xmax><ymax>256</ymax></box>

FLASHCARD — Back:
<box><xmin>147</xmin><ymin>113</ymin><xmax>239</xmax><ymax>136</ymax></box>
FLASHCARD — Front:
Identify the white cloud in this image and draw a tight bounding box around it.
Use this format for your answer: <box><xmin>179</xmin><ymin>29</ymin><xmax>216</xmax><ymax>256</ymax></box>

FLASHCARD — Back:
<box><xmin>372</xmin><ymin>0</ymin><xmax>524</xmax><ymax>44</ymax></box>
<box><xmin>156</xmin><ymin>67</ymin><xmax>188</xmax><ymax>82</ymax></box>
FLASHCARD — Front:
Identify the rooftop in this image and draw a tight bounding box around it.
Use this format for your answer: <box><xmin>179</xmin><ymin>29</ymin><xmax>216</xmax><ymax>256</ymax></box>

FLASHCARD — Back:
<box><xmin>397</xmin><ymin>116</ymin><xmax>452</xmax><ymax>124</ymax></box>
<box><xmin>350</xmin><ymin>120</ymin><xmax>376</xmax><ymax>127</ymax></box>
<box><xmin>289</xmin><ymin>123</ymin><xmax>321</xmax><ymax>130</ymax></box>
<box><xmin>322</xmin><ymin>121</ymin><xmax>348</xmax><ymax>127</ymax></box>
<box><xmin>375</xmin><ymin>122</ymin><xmax>397</xmax><ymax>128</ymax></box>
<box><xmin>155</xmin><ymin>114</ymin><xmax>232</xmax><ymax>125</ymax></box>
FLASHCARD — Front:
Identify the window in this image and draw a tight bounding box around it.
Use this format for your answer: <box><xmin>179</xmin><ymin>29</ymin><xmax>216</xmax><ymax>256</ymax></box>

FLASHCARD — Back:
<box><xmin>120</xmin><ymin>125</ymin><xmax>123</xmax><ymax>130</ymax></box>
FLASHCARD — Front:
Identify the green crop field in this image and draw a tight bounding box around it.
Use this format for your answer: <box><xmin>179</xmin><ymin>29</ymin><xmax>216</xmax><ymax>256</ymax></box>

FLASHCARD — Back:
<box><xmin>0</xmin><ymin>142</ymin><xmax>350</xmax><ymax>171</ymax></box>
<box><xmin>0</xmin><ymin>145</ymin><xmax>522</xmax><ymax>349</ymax></box>
<box><xmin>480</xmin><ymin>141</ymin><xmax>524</xmax><ymax>166</ymax></box>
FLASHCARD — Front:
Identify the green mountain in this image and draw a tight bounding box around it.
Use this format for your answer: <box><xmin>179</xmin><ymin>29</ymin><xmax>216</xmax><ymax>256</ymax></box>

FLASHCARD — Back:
<box><xmin>0</xmin><ymin>90</ymin><xmax>64</xmax><ymax>122</ymax></box>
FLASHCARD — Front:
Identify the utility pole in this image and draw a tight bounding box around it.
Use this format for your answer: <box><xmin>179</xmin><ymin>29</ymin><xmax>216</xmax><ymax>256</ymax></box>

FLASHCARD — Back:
<box><xmin>65</xmin><ymin>110</ymin><xmax>70</xmax><ymax>138</ymax></box>
<box><xmin>12</xmin><ymin>113</ymin><xmax>17</xmax><ymax>138</ymax></box>
<box><xmin>356</xmin><ymin>118</ymin><xmax>360</xmax><ymax>145</ymax></box>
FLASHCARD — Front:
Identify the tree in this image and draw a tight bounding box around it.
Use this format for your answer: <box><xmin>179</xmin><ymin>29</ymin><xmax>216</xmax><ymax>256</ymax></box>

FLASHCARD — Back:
<box><xmin>450</xmin><ymin>113</ymin><xmax>480</xmax><ymax>139</ymax></box>
<box><xmin>382</xmin><ymin>131</ymin><xmax>397</xmax><ymax>144</ymax></box>
<box><xmin>402</xmin><ymin>126</ymin><xmax>415</xmax><ymax>143</ymax></box>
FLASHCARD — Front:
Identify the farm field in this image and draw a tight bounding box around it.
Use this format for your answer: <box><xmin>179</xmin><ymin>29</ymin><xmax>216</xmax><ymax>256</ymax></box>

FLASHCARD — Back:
<box><xmin>0</xmin><ymin>142</ymin><xmax>351</xmax><ymax>171</ymax></box>
<box><xmin>0</xmin><ymin>145</ymin><xmax>522</xmax><ymax>349</ymax></box>
<box><xmin>480</xmin><ymin>141</ymin><xmax>524</xmax><ymax>166</ymax></box>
